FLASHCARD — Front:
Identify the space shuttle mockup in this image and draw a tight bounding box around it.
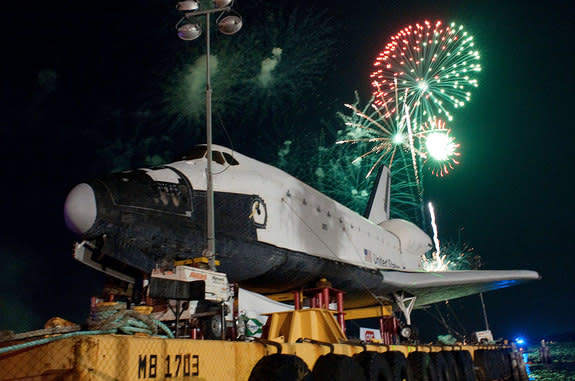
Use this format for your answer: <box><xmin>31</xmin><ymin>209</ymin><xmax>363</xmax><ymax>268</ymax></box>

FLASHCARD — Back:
<box><xmin>64</xmin><ymin>145</ymin><xmax>539</xmax><ymax>310</ymax></box>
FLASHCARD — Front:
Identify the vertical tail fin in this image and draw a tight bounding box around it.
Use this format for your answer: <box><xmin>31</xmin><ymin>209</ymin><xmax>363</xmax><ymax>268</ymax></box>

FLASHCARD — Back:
<box><xmin>364</xmin><ymin>166</ymin><xmax>391</xmax><ymax>225</ymax></box>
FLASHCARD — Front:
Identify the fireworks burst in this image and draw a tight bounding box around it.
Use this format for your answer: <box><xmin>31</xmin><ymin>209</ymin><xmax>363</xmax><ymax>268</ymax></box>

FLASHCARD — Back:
<box><xmin>421</xmin><ymin>118</ymin><xmax>461</xmax><ymax>177</ymax></box>
<box><xmin>338</xmin><ymin>20</ymin><xmax>477</xmax><ymax>186</ymax></box>
<box><xmin>370</xmin><ymin>20</ymin><xmax>481</xmax><ymax>126</ymax></box>
<box><xmin>336</xmin><ymin>94</ymin><xmax>424</xmax><ymax>224</ymax></box>
<box><xmin>273</xmin><ymin>124</ymin><xmax>378</xmax><ymax>216</ymax></box>
<box><xmin>333</xmin><ymin>19</ymin><xmax>482</xmax><ymax>266</ymax></box>
<box><xmin>336</xmin><ymin>98</ymin><xmax>409</xmax><ymax>178</ymax></box>
<box><xmin>317</xmin><ymin>143</ymin><xmax>378</xmax><ymax>213</ymax></box>
<box><xmin>422</xmin><ymin>203</ymin><xmax>478</xmax><ymax>271</ymax></box>
<box><xmin>422</xmin><ymin>240</ymin><xmax>477</xmax><ymax>271</ymax></box>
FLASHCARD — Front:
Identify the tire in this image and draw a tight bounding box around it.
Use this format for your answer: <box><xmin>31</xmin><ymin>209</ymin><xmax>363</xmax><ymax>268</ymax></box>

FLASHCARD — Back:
<box><xmin>431</xmin><ymin>352</ymin><xmax>454</xmax><ymax>381</ymax></box>
<box><xmin>509</xmin><ymin>352</ymin><xmax>526</xmax><ymax>381</ymax></box>
<box><xmin>248</xmin><ymin>354</ymin><xmax>313</xmax><ymax>381</ymax></box>
<box><xmin>195</xmin><ymin>301</ymin><xmax>223</xmax><ymax>340</ymax></box>
<box><xmin>383</xmin><ymin>351</ymin><xmax>408</xmax><ymax>381</ymax></box>
<box><xmin>313</xmin><ymin>353</ymin><xmax>367</xmax><ymax>381</ymax></box>
<box><xmin>473</xmin><ymin>350</ymin><xmax>489</xmax><ymax>381</ymax></box>
<box><xmin>497</xmin><ymin>349</ymin><xmax>513</xmax><ymax>380</ymax></box>
<box><xmin>442</xmin><ymin>351</ymin><xmax>461</xmax><ymax>381</ymax></box>
<box><xmin>491</xmin><ymin>350</ymin><xmax>504</xmax><ymax>380</ymax></box>
<box><xmin>491</xmin><ymin>350</ymin><xmax>506</xmax><ymax>380</ymax></box>
<box><xmin>200</xmin><ymin>314</ymin><xmax>223</xmax><ymax>340</ymax></box>
<box><xmin>501</xmin><ymin>351</ymin><xmax>513</xmax><ymax>380</ymax></box>
<box><xmin>407</xmin><ymin>352</ymin><xmax>439</xmax><ymax>381</ymax></box>
<box><xmin>475</xmin><ymin>350</ymin><xmax>498</xmax><ymax>381</ymax></box>
<box><xmin>452</xmin><ymin>351</ymin><xmax>475</xmax><ymax>381</ymax></box>
<box><xmin>474</xmin><ymin>367</ymin><xmax>488</xmax><ymax>381</ymax></box>
<box><xmin>354</xmin><ymin>351</ymin><xmax>394</xmax><ymax>381</ymax></box>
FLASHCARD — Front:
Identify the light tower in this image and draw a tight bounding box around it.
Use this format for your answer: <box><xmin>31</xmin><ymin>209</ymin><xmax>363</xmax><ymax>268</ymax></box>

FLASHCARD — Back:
<box><xmin>175</xmin><ymin>0</ymin><xmax>242</xmax><ymax>270</ymax></box>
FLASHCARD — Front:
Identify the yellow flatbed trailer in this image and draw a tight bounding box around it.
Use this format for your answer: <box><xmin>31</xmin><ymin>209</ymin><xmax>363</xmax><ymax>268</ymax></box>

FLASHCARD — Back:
<box><xmin>0</xmin><ymin>334</ymin><xmax>513</xmax><ymax>381</ymax></box>
<box><xmin>0</xmin><ymin>309</ymin><xmax>529</xmax><ymax>381</ymax></box>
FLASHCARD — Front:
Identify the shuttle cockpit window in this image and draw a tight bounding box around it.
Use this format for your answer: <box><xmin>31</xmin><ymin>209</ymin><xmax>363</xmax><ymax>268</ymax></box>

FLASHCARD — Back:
<box><xmin>183</xmin><ymin>147</ymin><xmax>238</xmax><ymax>166</ymax></box>
<box><xmin>105</xmin><ymin>170</ymin><xmax>191</xmax><ymax>214</ymax></box>
<box><xmin>223</xmin><ymin>152</ymin><xmax>239</xmax><ymax>166</ymax></box>
<box><xmin>212</xmin><ymin>151</ymin><xmax>226</xmax><ymax>165</ymax></box>
<box><xmin>182</xmin><ymin>146</ymin><xmax>207</xmax><ymax>160</ymax></box>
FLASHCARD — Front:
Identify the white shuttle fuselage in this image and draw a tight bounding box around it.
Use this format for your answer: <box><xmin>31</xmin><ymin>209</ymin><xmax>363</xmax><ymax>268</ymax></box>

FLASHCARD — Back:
<box><xmin>160</xmin><ymin>146</ymin><xmax>431</xmax><ymax>272</ymax></box>
<box><xmin>64</xmin><ymin>145</ymin><xmax>539</xmax><ymax>309</ymax></box>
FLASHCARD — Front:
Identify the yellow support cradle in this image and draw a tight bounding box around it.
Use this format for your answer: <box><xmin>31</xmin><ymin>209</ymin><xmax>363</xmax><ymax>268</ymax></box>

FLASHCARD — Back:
<box><xmin>263</xmin><ymin>308</ymin><xmax>347</xmax><ymax>344</ymax></box>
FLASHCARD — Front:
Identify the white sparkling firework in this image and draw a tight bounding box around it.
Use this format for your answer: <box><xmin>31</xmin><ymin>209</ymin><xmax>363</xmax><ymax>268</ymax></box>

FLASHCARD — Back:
<box><xmin>423</xmin><ymin>202</ymin><xmax>449</xmax><ymax>271</ymax></box>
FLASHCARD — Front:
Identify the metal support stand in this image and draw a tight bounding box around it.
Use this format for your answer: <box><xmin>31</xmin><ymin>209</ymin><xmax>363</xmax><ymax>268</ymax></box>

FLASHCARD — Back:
<box><xmin>294</xmin><ymin>286</ymin><xmax>346</xmax><ymax>334</ymax></box>
<box><xmin>379</xmin><ymin>316</ymin><xmax>399</xmax><ymax>344</ymax></box>
<box><xmin>204</xmin><ymin>11</ymin><xmax>217</xmax><ymax>272</ymax></box>
<box><xmin>393</xmin><ymin>292</ymin><xmax>416</xmax><ymax>326</ymax></box>
<box><xmin>220</xmin><ymin>301</ymin><xmax>226</xmax><ymax>340</ymax></box>
<box><xmin>479</xmin><ymin>292</ymin><xmax>490</xmax><ymax>331</ymax></box>
<box><xmin>175</xmin><ymin>0</ymin><xmax>241</xmax><ymax>275</ymax></box>
<box><xmin>167</xmin><ymin>301</ymin><xmax>186</xmax><ymax>338</ymax></box>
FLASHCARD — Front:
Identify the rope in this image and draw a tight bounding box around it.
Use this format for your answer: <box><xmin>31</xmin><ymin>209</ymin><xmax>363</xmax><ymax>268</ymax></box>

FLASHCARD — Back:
<box><xmin>0</xmin><ymin>304</ymin><xmax>174</xmax><ymax>356</ymax></box>
<box><xmin>88</xmin><ymin>303</ymin><xmax>174</xmax><ymax>338</ymax></box>
<box><xmin>0</xmin><ymin>330</ymin><xmax>115</xmax><ymax>355</ymax></box>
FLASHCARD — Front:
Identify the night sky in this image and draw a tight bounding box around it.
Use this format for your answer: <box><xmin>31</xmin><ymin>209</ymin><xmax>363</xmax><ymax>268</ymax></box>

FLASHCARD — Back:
<box><xmin>1</xmin><ymin>0</ymin><xmax>573</xmax><ymax>342</ymax></box>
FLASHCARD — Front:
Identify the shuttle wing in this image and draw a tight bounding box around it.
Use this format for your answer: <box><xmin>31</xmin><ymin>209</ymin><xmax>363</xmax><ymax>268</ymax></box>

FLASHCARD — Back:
<box><xmin>380</xmin><ymin>270</ymin><xmax>540</xmax><ymax>308</ymax></box>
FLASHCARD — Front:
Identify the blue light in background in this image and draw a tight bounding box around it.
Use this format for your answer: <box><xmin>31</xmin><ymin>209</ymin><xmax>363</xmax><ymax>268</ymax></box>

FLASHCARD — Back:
<box><xmin>515</xmin><ymin>337</ymin><xmax>526</xmax><ymax>345</ymax></box>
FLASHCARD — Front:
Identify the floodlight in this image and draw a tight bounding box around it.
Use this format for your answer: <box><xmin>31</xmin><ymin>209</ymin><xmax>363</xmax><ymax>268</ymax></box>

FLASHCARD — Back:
<box><xmin>218</xmin><ymin>15</ymin><xmax>242</xmax><ymax>35</ymax></box>
<box><xmin>178</xmin><ymin>23</ymin><xmax>202</xmax><ymax>40</ymax></box>
<box><xmin>177</xmin><ymin>0</ymin><xmax>200</xmax><ymax>11</ymax></box>
<box><xmin>213</xmin><ymin>0</ymin><xmax>232</xmax><ymax>8</ymax></box>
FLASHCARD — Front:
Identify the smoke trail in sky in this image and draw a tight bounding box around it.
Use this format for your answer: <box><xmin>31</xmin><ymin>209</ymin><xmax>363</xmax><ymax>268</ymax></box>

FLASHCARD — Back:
<box><xmin>163</xmin><ymin>54</ymin><xmax>221</xmax><ymax>124</ymax></box>
<box><xmin>160</xmin><ymin>3</ymin><xmax>335</xmax><ymax>144</ymax></box>
<box><xmin>257</xmin><ymin>48</ymin><xmax>283</xmax><ymax>88</ymax></box>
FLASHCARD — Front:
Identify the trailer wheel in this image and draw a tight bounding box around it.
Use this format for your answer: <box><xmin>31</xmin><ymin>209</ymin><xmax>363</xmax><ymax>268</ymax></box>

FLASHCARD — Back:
<box><xmin>473</xmin><ymin>350</ymin><xmax>491</xmax><ymax>381</ymax></box>
<box><xmin>196</xmin><ymin>302</ymin><xmax>224</xmax><ymax>340</ymax></box>
<box><xmin>495</xmin><ymin>349</ymin><xmax>512</xmax><ymax>380</ymax></box>
<box><xmin>452</xmin><ymin>350</ymin><xmax>474</xmax><ymax>381</ymax></box>
<box><xmin>488</xmin><ymin>349</ymin><xmax>503</xmax><ymax>380</ymax></box>
<box><xmin>382</xmin><ymin>351</ymin><xmax>408</xmax><ymax>381</ymax></box>
<box><xmin>430</xmin><ymin>352</ymin><xmax>452</xmax><ymax>381</ymax></box>
<box><xmin>312</xmin><ymin>353</ymin><xmax>367</xmax><ymax>381</ymax></box>
<box><xmin>353</xmin><ymin>351</ymin><xmax>393</xmax><ymax>381</ymax></box>
<box><xmin>509</xmin><ymin>351</ymin><xmax>527</xmax><ymax>381</ymax></box>
<box><xmin>474</xmin><ymin>367</ymin><xmax>488</xmax><ymax>381</ymax></box>
<box><xmin>200</xmin><ymin>314</ymin><xmax>223</xmax><ymax>340</ymax></box>
<box><xmin>407</xmin><ymin>351</ymin><xmax>438</xmax><ymax>381</ymax></box>
<box><xmin>248</xmin><ymin>354</ymin><xmax>312</xmax><ymax>381</ymax></box>
<box><xmin>502</xmin><ymin>351</ymin><xmax>513</xmax><ymax>380</ymax></box>
<box><xmin>440</xmin><ymin>352</ymin><xmax>460</xmax><ymax>381</ymax></box>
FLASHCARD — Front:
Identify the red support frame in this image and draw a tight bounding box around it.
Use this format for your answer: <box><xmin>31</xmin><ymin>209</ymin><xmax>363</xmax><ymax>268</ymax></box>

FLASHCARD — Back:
<box><xmin>294</xmin><ymin>286</ymin><xmax>346</xmax><ymax>334</ymax></box>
